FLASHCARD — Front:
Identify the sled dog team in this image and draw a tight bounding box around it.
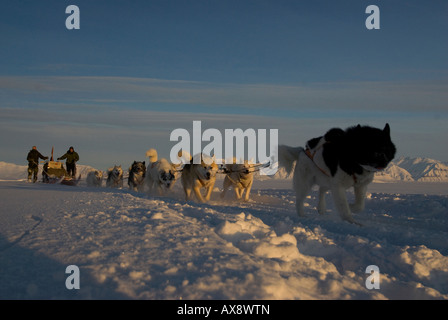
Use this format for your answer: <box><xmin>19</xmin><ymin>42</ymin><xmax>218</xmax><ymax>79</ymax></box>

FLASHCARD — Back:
<box><xmin>86</xmin><ymin>124</ymin><xmax>396</xmax><ymax>224</ymax></box>
<box><xmin>87</xmin><ymin>148</ymin><xmax>256</xmax><ymax>203</ymax></box>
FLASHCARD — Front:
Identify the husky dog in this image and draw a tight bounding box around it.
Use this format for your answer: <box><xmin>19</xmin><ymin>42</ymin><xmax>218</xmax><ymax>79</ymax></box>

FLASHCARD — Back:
<box><xmin>128</xmin><ymin>161</ymin><xmax>146</xmax><ymax>192</ymax></box>
<box><xmin>278</xmin><ymin>124</ymin><xmax>396</xmax><ymax>224</ymax></box>
<box><xmin>86</xmin><ymin>170</ymin><xmax>103</xmax><ymax>187</ymax></box>
<box><xmin>181</xmin><ymin>153</ymin><xmax>219</xmax><ymax>203</ymax></box>
<box><xmin>220</xmin><ymin>159</ymin><xmax>254</xmax><ymax>201</ymax></box>
<box><xmin>106</xmin><ymin>165</ymin><xmax>123</xmax><ymax>188</ymax></box>
<box><xmin>145</xmin><ymin>149</ymin><xmax>179</xmax><ymax>196</ymax></box>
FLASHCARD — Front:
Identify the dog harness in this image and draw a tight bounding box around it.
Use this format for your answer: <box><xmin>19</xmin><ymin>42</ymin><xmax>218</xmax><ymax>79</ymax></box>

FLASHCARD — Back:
<box><xmin>305</xmin><ymin>147</ymin><xmax>331</xmax><ymax>177</ymax></box>
<box><xmin>304</xmin><ymin>139</ymin><xmax>358</xmax><ymax>184</ymax></box>
<box><xmin>304</xmin><ymin>137</ymin><xmax>332</xmax><ymax>177</ymax></box>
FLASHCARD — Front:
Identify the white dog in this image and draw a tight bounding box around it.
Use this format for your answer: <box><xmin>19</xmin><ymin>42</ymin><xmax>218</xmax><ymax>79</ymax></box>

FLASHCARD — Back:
<box><xmin>145</xmin><ymin>149</ymin><xmax>179</xmax><ymax>196</ymax></box>
<box><xmin>106</xmin><ymin>165</ymin><xmax>123</xmax><ymax>188</ymax></box>
<box><xmin>278</xmin><ymin>124</ymin><xmax>396</xmax><ymax>224</ymax></box>
<box><xmin>220</xmin><ymin>159</ymin><xmax>254</xmax><ymax>201</ymax></box>
<box><xmin>86</xmin><ymin>170</ymin><xmax>103</xmax><ymax>187</ymax></box>
<box><xmin>181</xmin><ymin>153</ymin><xmax>218</xmax><ymax>203</ymax></box>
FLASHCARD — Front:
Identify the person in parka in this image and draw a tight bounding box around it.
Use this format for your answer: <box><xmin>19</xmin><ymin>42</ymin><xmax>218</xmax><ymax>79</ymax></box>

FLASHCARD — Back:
<box><xmin>58</xmin><ymin>146</ymin><xmax>79</xmax><ymax>178</ymax></box>
<box><xmin>26</xmin><ymin>146</ymin><xmax>48</xmax><ymax>182</ymax></box>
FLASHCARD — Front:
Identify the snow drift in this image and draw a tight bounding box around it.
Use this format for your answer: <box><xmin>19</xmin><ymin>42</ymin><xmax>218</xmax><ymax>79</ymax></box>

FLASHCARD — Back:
<box><xmin>0</xmin><ymin>161</ymin><xmax>447</xmax><ymax>300</ymax></box>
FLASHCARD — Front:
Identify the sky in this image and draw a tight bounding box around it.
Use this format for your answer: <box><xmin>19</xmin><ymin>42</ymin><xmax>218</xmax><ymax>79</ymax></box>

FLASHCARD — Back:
<box><xmin>1</xmin><ymin>0</ymin><xmax>447</xmax><ymax>170</ymax></box>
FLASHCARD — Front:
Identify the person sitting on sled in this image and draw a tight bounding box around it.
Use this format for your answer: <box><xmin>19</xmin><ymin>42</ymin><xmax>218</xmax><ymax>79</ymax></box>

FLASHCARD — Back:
<box><xmin>58</xmin><ymin>146</ymin><xmax>79</xmax><ymax>178</ymax></box>
<box><xmin>26</xmin><ymin>146</ymin><xmax>48</xmax><ymax>182</ymax></box>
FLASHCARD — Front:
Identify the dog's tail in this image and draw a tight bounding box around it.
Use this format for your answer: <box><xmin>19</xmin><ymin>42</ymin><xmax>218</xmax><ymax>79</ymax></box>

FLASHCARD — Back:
<box><xmin>146</xmin><ymin>148</ymin><xmax>158</xmax><ymax>163</ymax></box>
<box><xmin>177</xmin><ymin>150</ymin><xmax>192</xmax><ymax>164</ymax></box>
<box><xmin>278</xmin><ymin>145</ymin><xmax>304</xmax><ymax>176</ymax></box>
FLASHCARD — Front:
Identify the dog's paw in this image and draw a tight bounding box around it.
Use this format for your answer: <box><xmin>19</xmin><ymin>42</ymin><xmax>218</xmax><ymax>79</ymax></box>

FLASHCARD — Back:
<box><xmin>344</xmin><ymin>217</ymin><xmax>363</xmax><ymax>227</ymax></box>
<box><xmin>317</xmin><ymin>206</ymin><xmax>327</xmax><ymax>215</ymax></box>
<box><xmin>349</xmin><ymin>204</ymin><xmax>364</xmax><ymax>213</ymax></box>
<box><xmin>296</xmin><ymin>209</ymin><xmax>306</xmax><ymax>217</ymax></box>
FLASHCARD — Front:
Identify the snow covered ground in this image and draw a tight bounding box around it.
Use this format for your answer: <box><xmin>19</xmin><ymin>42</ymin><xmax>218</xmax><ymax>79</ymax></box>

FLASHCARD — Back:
<box><xmin>0</xmin><ymin>162</ymin><xmax>447</xmax><ymax>300</ymax></box>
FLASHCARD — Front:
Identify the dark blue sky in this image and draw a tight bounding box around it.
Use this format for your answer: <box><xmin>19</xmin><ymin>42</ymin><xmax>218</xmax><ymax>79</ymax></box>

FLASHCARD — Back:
<box><xmin>2</xmin><ymin>0</ymin><xmax>446</xmax><ymax>82</ymax></box>
<box><xmin>1</xmin><ymin>0</ymin><xmax>447</xmax><ymax>167</ymax></box>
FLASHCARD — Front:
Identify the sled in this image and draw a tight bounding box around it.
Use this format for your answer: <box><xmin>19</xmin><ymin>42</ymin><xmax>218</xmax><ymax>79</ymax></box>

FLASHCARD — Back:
<box><xmin>41</xmin><ymin>147</ymin><xmax>81</xmax><ymax>186</ymax></box>
<box><xmin>42</xmin><ymin>161</ymin><xmax>81</xmax><ymax>185</ymax></box>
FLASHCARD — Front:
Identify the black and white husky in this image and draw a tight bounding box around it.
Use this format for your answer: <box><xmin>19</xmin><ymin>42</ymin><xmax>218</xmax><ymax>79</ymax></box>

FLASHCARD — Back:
<box><xmin>106</xmin><ymin>165</ymin><xmax>123</xmax><ymax>188</ymax></box>
<box><xmin>145</xmin><ymin>149</ymin><xmax>179</xmax><ymax>195</ymax></box>
<box><xmin>128</xmin><ymin>161</ymin><xmax>146</xmax><ymax>192</ymax></box>
<box><xmin>278</xmin><ymin>124</ymin><xmax>396</xmax><ymax>224</ymax></box>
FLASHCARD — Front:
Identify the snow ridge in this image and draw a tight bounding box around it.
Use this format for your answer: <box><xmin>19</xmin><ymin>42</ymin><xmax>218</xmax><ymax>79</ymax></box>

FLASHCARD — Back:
<box><xmin>0</xmin><ymin>178</ymin><xmax>447</xmax><ymax>299</ymax></box>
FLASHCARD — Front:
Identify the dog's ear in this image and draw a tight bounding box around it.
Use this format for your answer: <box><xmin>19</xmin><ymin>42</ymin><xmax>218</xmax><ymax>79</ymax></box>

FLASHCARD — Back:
<box><xmin>383</xmin><ymin>123</ymin><xmax>391</xmax><ymax>136</ymax></box>
<box><xmin>306</xmin><ymin>136</ymin><xmax>322</xmax><ymax>149</ymax></box>
<box><xmin>143</xmin><ymin>161</ymin><xmax>145</xmax><ymax>165</ymax></box>
<box><xmin>324</xmin><ymin>128</ymin><xmax>345</xmax><ymax>143</ymax></box>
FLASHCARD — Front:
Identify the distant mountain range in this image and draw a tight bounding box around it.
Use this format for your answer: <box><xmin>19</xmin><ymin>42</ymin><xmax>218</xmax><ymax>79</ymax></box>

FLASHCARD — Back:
<box><xmin>260</xmin><ymin>156</ymin><xmax>448</xmax><ymax>183</ymax></box>
<box><xmin>374</xmin><ymin>157</ymin><xmax>448</xmax><ymax>182</ymax></box>
<box><xmin>1</xmin><ymin>157</ymin><xmax>448</xmax><ymax>183</ymax></box>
